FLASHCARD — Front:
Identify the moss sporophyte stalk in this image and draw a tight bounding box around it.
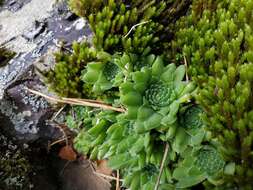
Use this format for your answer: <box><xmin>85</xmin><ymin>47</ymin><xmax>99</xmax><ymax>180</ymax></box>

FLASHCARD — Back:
<box><xmin>44</xmin><ymin>0</ymin><xmax>253</xmax><ymax>189</ymax></box>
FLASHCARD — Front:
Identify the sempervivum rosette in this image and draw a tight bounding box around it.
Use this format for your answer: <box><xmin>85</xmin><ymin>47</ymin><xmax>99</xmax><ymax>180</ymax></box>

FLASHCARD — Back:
<box><xmin>81</xmin><ymin>51</ymin><xmax>122</xmax><ymax>93</ymax></box>
<box><xmin>120</xmin><ymin>56</ymin><xmax>196</xmax><ymax>133</ymax></box>
<box><xmin>82</xmin><ymin>52</ymin><xmax>156</xmax><ymax>93</ymax></box>
<box><xmin>169</xmin><ymin>105</ymin><xmax>207</xmax><ymax>154</ymax></box>
<box><xmin>173</xmin><ymin>145</ymin><xmax>229</xmax><ymax>188</ymax></box>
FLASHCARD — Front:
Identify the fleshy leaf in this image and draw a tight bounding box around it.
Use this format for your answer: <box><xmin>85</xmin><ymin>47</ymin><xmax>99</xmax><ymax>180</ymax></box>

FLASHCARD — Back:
<box><xmin>175</xmin><ymin>175</ymin><xmax>206</xmax><ymax>188</ymax></box>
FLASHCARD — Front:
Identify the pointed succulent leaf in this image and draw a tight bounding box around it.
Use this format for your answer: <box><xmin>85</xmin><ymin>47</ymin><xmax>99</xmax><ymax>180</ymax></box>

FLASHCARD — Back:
<box><xmin>175</xmin><ymin>175</ymin><xmax>206</xmax><ymax>188</ymax></box>
<box><xmin>151</xmin><ymin>56</ymin><xmax>164</xmax><ymax>76</ymax></box>
<box><xmin>174</xmin><ymin>65</ymin><xmax>186</xmax><ymax>84</ymax></box>
<box><xmin>224</xmin><ymin>162</ymin><xmax>235</xmax><ymax>175</ymax></box>
<box><xmin>121</xmin><ymin>91</ymin><xmax>143</xmax><ymax>106</ymax></box>
<box><xmin>161</xmin><ymin>63</ymin><xmax>177</xmax><ymax>82</ymax></box>
<box><xmin>109</xmin><ymin>153</ymin><xmax>135</xmax><ymax>169</ymax></box>
<box><xmin>172</xmin><ymin>127</ymin><xmax>190</xmax><ymax>153</ymax></box>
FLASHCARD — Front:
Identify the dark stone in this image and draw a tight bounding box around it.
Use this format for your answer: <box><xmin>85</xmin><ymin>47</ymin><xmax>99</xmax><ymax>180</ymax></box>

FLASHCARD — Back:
<box><xmin>9</xmin><ymin>1</ymin><xmax>23</xmax><ymax>12</ymax></box>
<box><xmin>7</xmin><ymin>0</ymin><xmax>16</xmax><ymax>6</ymax></box>
<box><xmin>64</xmin><ymin>12</ymin><xmax>78</xmax><ymax>21</ymax></box>
<box><xmin>55</xmin><ymin>1</ymin><xmax>68</xmax><ymax>15</ymax></box>
<box><xmin>23</xmin><ymin>20</ymin><xmax>47</xmax><ymax>41</ymax></box>
<box><xmin>0</xmin><ymin>71</ymin><xmax>63</xmax><ymax>143</ymax></box>
<box><xmin>55</xmin><ymin>159</ymin><xmax>111</xmax><ymax>190</ymax></box>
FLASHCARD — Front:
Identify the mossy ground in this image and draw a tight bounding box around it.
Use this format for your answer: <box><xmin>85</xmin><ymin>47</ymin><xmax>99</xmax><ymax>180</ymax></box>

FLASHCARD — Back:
<box><xmin>0</xmin><ymin>133</ymin><xmax>31</xmax><ymax>189</ymax></box>
<box><xmin>0</xmin><ymin>48</ymin><xmax>15</xmax><ymax>67</ymax></box>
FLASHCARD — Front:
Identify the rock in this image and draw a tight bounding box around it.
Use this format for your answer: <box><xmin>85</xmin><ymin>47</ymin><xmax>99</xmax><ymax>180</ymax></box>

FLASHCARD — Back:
<box><xmin>8</xmin><ymin>1</ymin><xmax>23</xmax><ymax>12</ymax></box>
<box><xmin>22</xmin><ymin>20</ymin><xmax>47</xmax><ymax>41</ymax></box>
<box><xmin>73</xmin><ymin>18</ymin><xmax>86</xmax><ymax>30</ymax></box>
<box><xmin>56</xmin><ymin>159</ymin><xmax>111</xmax><ymax>190</ymax></box>
<box><xmin>0</xmin><ymin>1</ymin><xmax>98</xmax><ymax>189</ymax></box>
<box><xmin>0</xmin><ymin>0</ymin><xmax>91</xmax><ymax>98</ymax></box>
<box><xmin>55</xmin><ymin>1</ymin><xmax>68</xmax><ymax>15</ymax></box>
<box><xmin>33</xmin><ymin>46</ymin><xmax>58</xmax><ymax>74</ymax></box>
<box><xmin>0</xmin><ymin>68</ymin><xmax>63</xmax><ymax>143</ymax></box>
<box><xmin>0</xmin><ymin>130</ymin><xmax>60</xmax><ymax>190</ymax></box>
<box><xmin>7</xmin><ymin>0</ymin><xmax>16</xmax><ymax>6</ymax></box>
<box><xmin>64</xmin><ymin>11</ymin><xmax>78</xmax><ymax>21</ymax></box>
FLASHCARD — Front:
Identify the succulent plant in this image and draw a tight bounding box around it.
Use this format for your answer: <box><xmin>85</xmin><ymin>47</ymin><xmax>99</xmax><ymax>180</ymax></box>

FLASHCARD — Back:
<box><xmin>81</xmin><ymin>52</ymin><xmax>123</xmax><ymax>93</ymax></box>
<box><xmin>82</xmin><ymin>52</ymin><xmax>156</xmax><ymax>93</ymax></box>
<box><xmin>170</xmin><ymin>0</ymin><xmax>253</xmax><ymax>188</ymax></box>
<box><xmin>120</xmin><ymin>56</ymin><xmax>195</xmax><ymax>133</ymax></box>
<box><xmin>45</xmin><ymin>0</ymin><xmax>253</xmax><ymax>189</ymax></box>
<box><xmin>167</xmin><ymin>105</ymin><xmax>206</xmax><ymax>154</ymax></box>
<box><xmin>64</xmin><ymin>54</ymin><xmax>209</xmax><ymax>190</ymax></box>
<box><xmin>173</xmin><ymin>146</ymin><xmax>227</xmax><ymax>188</ymax></box>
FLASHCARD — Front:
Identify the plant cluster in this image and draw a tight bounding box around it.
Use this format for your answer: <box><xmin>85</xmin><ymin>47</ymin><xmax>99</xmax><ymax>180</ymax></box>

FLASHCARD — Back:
<box><xmin>45</xmin><ymin>0</ymin><xmax>253</xmax><ymax>189</ymax></box>
<box><xmin>0</xmin><ymin>134</ymin><xmax>31</xmax><ymax>189</ymax></box>
<box><xmin>46</xmin><ymin>0</ymin><xmax>191</xmax><ymax>97</ymax></box>
<box><xmin>171</xmin><ymin>0</ymin><xmax>253</xmax><ymax>188</ymax></box>
<box><xmin>65</xmin><ymin>54</ymin><xmax>231</xmax><ymax>189</ymax></box>
<box><xmin>69</xmin><ymin>0</ymin><xmax>191</xmax><ymax>53</ymax></box>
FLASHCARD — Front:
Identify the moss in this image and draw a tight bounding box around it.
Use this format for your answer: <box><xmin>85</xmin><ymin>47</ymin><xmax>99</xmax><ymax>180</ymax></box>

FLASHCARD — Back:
<box><xmin>69</xmin><ymin>0</ymin><xmax>191</xmax><ymax>54</ymax></box>
<box><xmin>45</xmin><ymin>42</ymin><xmax>98</xmax><ymax>97</ymax></box>
<box><xmin>171</xmin><ymin>0</ymin><xmax>253</xmax><ymax>188</ymax></box>
<box><xmin>47</xmin><ymin>0</ymin><xmax>191</xmax><ymax>98</ymax></box>
<box><xmin>0</xmin><ymin>48</ymin><xmax>16</xmax><ymax>67</ymax></box>
<box><xmin>0</xmin><ymin>0</ymin><xmax>4</xmax><ymax>6</ymax></box>
<box><xmin>0</xmin><ymin>134</ymin><xmax>31</xmax><ymax>189</ymax></box>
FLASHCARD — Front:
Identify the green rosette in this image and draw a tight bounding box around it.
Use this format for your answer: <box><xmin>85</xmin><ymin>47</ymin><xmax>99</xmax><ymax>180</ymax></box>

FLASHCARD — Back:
<box><xmin>170</xmin><ymin>105</ymin><xmax>206</xmax><ymax>154</ymax></box>
<box><xmin>173</xmin><ymin>146</ymin><xmax>228</xmax><ymax>188</ymax></box>
<box><xmin>120</xmin><ymin>56</ymin><xmax>196</xmax><ymax>133</ymax></box>
<box><xmin>82</xmin><ymin>52</ymin><xmax>156</xmax><ymax>93</ymax></box>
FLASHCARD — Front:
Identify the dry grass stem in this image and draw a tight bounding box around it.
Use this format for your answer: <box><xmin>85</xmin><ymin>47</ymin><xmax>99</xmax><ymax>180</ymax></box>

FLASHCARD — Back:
<box><xmin>25</xmin><ymin>88</ymin><xmax>125</xmax><ymax>112</ymax></box>
<box><xmin>50</xmin><ymin>105</ymin><xmax>66</xmax><ymax>121</ymax></box>
<box><xmin>49</xmin><ymin>137</ymin><xmax>68</xmax><ymax>147</ymax></box>
<box><xmin>94</xmin><ymin>172</ymin><xmax>124</xmax><ymax>182</ymax></box>
<box><xmin>116</xmin><ymin>170</ymin><xmax>120</xmax><ymax>190</ymax></box>
<box><xmin>154</xmin><ymin>143</ymin><xmax>169</xmax><ymax>190</ymax></box>
<box><xmin>183</xmin><ymin>55</ymin><xmax>189</xmax><ymax>82</ymax></box>
<box><xmin>123</xmin><ymin>21</ymin><xmax>151</xmax><ymax>38</ymax></box>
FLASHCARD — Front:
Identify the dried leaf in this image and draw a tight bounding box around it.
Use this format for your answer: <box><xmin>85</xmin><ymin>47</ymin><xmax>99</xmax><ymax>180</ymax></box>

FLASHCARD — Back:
<box><xmin>59</xmin><ymin>145</ymin><xmax>77</xmax><ymax>161</ymax></box>
<box><xmin>96</xmin><ymin>160</ymin><xmax>113</xmax><ymax>176</ymax></box>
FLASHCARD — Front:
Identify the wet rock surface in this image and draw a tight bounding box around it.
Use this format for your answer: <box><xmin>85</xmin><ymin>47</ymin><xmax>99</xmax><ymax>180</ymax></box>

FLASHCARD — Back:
<box><xmin>0</xmin><ymin>0</ymin><xmax>92</xmax><ymax>99</ymax></box>
<box><xmin>0</xmin><ymin>0</ymin><xmax>31</xmax><ymax>12</ymax></box>
<box><xmin>0</xmin><ymin>74</ymin><xmax>61</xmax><ymax>142</ymax></box>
